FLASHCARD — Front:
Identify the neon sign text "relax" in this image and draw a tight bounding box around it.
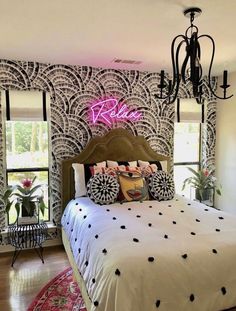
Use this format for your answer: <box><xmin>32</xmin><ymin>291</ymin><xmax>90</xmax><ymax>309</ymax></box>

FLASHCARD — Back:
<box><xmin>90</xmin><ymin>99</ymin><xmax>142</xmax><ymax>125</ymax></box>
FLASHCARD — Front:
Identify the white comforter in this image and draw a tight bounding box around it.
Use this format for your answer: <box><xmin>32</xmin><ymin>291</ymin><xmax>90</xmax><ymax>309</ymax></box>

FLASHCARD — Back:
<box><xmin>61</xmin><ymin>195</ymin><xmax>236</xmax><ymax>311</ymax></box>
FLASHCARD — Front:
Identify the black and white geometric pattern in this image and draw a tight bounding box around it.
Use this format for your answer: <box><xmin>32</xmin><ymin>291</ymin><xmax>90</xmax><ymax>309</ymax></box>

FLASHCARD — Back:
<box><xmin>0</xmin><ymin>59</ymin><xmax>217</xmax><ymax>233</ymax></box>
<box><xmin>148</xmin><ymin>171</ymin><xmax>175</xmax><ymax>201</ymax></box>
<box><xmin>87</xmin><ymin>174</ymin><xmax>120</xmax><ymax>205</ymax></box>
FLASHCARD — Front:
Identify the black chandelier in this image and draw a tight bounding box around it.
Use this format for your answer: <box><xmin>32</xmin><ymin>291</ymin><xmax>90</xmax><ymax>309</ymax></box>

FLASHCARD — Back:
<box><xmin>155</xmin><ymin>7</ymin><xmax>233</xmax><ymax>104</ymax></box>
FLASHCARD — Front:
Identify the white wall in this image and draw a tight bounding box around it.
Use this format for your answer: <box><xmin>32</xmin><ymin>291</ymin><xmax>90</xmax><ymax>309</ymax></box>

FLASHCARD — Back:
<box><xmin>215</xmin><ymin>71</ymin><xmax>236</xmax><ymax>213</ymax></box>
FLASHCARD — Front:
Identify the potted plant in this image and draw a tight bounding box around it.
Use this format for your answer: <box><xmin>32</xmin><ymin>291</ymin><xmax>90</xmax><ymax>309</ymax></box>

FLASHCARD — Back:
<box><xmin>182</xmin><ymin>167</ymin><xmax>221</xmax><ymax>202</ymax></box>
<box><xmin>3</xmin><ymin>176</ymin><xmax>46</xmax><ymax>224</ymax></box>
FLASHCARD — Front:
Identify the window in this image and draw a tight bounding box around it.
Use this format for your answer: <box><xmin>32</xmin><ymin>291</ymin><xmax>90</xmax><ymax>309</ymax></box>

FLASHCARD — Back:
<box><xmin>3</xmin><ymin>90</ymin><xmax>50</xmax><ymax>225</ymax></box>
<box><xmin>174</xmin><ymin>123</ymin><xmax>201</xmax><ymax>198</ymax></box>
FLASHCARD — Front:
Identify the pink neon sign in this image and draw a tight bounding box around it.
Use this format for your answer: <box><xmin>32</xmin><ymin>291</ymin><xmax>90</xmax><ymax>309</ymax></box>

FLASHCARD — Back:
<box><xmin>90</xmin><ymin>98</ymin><xmax>142</xmax><ymax>125</ymax></box>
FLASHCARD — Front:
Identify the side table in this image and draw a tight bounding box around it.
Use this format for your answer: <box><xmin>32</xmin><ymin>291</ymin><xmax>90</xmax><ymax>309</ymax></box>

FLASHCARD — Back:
<box><xmin>8</xmin><ymin>222</ymin><xmax>48</xmax><ymax>267</ymax></box>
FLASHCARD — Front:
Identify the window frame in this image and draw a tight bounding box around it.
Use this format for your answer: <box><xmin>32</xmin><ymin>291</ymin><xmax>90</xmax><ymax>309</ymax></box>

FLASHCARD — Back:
<box><xmin>3</xmin><ymin>90</ymin><xmax>51</xmax><ymax>226</ymax></box>
<box><xmin>173</xmin><ymin>122</ymin><xmax>202</xmax><ymax>196</ymax></box>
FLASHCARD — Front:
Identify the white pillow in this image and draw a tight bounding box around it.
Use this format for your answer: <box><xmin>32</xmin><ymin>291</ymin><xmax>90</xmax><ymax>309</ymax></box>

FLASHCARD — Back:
<box><xmin>138</xmin><ymin>160</ymin><xmax>168</xmax><ymax>172</ymax></box>
<box><xmin>107</xmin><ymin>160</ymin><xmax>138</xmax><ymax>167</ymax></box>
<box><xmin>72</xmin><ymin>161</ymin><xmax>106</xmax><ymax>198</ymax></box>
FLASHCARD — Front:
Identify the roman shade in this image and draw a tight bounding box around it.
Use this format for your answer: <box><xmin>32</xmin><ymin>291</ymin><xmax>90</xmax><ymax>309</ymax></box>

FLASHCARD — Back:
<box><xmin>2</xmin><ymin>90</ymin><xmax>47</xmax><ymax>121</ymax></box>
<box><xmin>175</xmin><ymin>98</ymin><xmax>204</xmax><ymax>123</ymax></box>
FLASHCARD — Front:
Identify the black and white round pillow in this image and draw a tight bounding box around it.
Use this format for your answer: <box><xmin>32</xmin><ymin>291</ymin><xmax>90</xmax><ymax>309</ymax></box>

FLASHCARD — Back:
<box><xmin>148</xmin><ymin>171</ymin><xmax>175</xmax><ymax>201</ymax></box>
<box><xmin>87</xmin><ymin>173</ymin><xmax>120</xmax><ymax>205</ymax></box>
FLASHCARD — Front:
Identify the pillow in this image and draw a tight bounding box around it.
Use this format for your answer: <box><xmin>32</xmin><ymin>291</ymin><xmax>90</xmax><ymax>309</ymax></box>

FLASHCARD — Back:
<box><xmin>72</xmin><ymin>161</ymin><xmax>106</xmax><ymax>197</ymax></box>
<box><xmin>87</xmin><ymin>174</ymin><xmax>120</xmax><ymax>205</ymax></box>
<box><xmin>117</xmin><ymin>171</ymin><xmax>149</xmax><ymax>202</ymax></box>
<box><xmin>148</xmin><ymin>171</ymin><xmax>175</xmax><ymax>201</ymax></box>
<box><xmin>107</xmin><ymin>160</ymin><xmax>138</xmax><ymax>167</ymax></box>
<box><xmin>138</xmin><ymin>160</ymin><xmax>168</xmax><ymax>172</ymax></box>
<box><xmin>91</xmin><ymin>165</ymin><xmax>126</xmax><ymax>176</ymax></box>
<box><xmin>140</xmin><ymin>165</ymin><xmax>158</xmax><ymax>177</ymax></box>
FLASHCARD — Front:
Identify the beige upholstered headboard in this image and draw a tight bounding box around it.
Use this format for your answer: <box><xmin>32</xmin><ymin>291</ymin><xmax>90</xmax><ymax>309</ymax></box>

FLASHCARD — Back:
<box><xmin>61</xmin><ymin>128</ymin><xmax>170</xmax><ymax>210</ymax></box>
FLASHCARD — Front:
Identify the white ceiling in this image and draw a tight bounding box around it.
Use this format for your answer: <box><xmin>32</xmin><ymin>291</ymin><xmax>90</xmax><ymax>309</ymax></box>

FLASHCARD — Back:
<box><xmin>0</xmin><ymin>0</ymin><xmax>236</xmax><ymax>76</ymax></box>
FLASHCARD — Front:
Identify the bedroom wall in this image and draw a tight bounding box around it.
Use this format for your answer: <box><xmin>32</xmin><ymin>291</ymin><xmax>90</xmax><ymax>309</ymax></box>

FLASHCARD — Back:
<box><xmin>0</xmin><ymin>59</ymin><xmax>217</xmax><ymax>233</ymax></box>
<box><xmin>215</xmin><ymin>71</ymin><xmax>236</xmax><ymax>214</ymax></box>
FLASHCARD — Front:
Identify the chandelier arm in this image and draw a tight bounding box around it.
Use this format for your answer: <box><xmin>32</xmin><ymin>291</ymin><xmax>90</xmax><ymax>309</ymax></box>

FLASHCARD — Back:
<box><xmin>197</xmin><ymin>40</ymin><xmax>203</xmax><ymax>82</ymax></box>
<box><xmin>181</xmin><ymin>38</ymin><xmax>190</xmax><ymax>84</ymax></box>
<box><xmin>155</xmin><ymin>35</ymin><xmax>186</xmax><ymax>101</ymax></box>
<box><xmin>170</xmin><ymin>38</ymin><xmax>188</xmax><ymax>103</ymax></box>
<box><xmin>171</xmin><ymin>35</ymin><xmax>188</xmax><ymax>87</ymax></box>
<box><xmin>198</xmin><ymin>34</ymin><xmax>233</xmax><ymax>100</ymax></box>
<box><xmin>155</xmin><ymin>35</ymin><xmax>184</xmax><ymax>102</ymax></box>
<box><xmin>155</xmin><ymin>35</ymin><xmax>187</xmax><ymax>104</ymax></box>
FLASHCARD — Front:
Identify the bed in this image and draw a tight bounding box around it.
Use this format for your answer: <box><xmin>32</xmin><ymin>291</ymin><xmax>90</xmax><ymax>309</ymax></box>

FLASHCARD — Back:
<box><xmin>61</xmin><ymin>128</ymin><xmax>236</xmax><ymax>311</ymax></box>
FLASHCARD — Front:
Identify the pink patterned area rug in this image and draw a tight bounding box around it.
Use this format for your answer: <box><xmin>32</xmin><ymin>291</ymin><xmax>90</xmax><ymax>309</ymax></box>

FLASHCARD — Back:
<box><xmin>27</xmin><ymin>267</ymin><xmax>87</xmax><ymax>311</ymax></box>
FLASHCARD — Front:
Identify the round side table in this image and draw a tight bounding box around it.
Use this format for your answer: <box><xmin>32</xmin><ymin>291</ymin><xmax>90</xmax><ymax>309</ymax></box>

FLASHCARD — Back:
<box><xmin>8</xmin><ymin>222</ymin><xmax>48</xmax><ymax>267</ymax></box>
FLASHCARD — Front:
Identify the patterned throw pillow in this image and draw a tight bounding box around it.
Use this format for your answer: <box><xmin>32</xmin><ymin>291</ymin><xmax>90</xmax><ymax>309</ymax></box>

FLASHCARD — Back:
<box><xmin>117</xmin><ymin>171</ymin><xmax>149</xmax><ymax>202</ymax></box>
<box><xmin>148</xmin><ymin>171</ymin><xmax>175</xmax><ymax>201</ymax></box>
<box><xmin>138</xmin><ymin>160</ymin><xmax>168</xmax><ymax>172</ymax></box>
<box><xmin>107</xmin><ymin>160</ymin><xmax>138</xmax><ymax>167</ymax></box>
<box><xmin>140</xmin><ymin>165</ymin><xmax>158</xmax><ymax>177</ymax></box>
<box><xmin>90</xmin><ymin>165</ymin><xmax>126</xmax><ymax>176</ymax></box>
<box><xmin>87</xmin><ymin>174</ymin><xmax>120</xmax><ymax>205</ymax></box>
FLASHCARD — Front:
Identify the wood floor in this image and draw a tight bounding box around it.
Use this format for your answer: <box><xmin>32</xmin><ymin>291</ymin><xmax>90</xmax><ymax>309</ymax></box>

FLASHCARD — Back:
<box><xmin>0</xmin><ymin>245</ymin><xmax>69</xmax><ymax>311</ymax></box>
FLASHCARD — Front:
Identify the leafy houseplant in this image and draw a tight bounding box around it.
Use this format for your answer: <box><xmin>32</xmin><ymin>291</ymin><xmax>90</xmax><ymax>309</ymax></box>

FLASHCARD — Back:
<box><xmin>3</xmin><ymin>176</ymin><xmax>46</xmax><ymax>222</ymax></box>
<box><xmin>182</xmin><ymin>167</ymin><xmax>221</xmax><ymax>202</ymax></box>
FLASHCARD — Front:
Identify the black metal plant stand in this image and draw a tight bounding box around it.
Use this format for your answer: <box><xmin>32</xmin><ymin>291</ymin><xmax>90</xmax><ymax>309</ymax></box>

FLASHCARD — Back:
<box><xmin>8</xmin><ymin>222</ymin><xmax>48</xmax><ymax>267</ymax></box>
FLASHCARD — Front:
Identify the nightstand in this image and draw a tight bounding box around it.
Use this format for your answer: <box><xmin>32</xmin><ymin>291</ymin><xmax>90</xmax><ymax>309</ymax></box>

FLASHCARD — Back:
<box><xmin>8</xmin><ymin>222</ymin><xmax>48</xmax><ymax>267</ymax></box>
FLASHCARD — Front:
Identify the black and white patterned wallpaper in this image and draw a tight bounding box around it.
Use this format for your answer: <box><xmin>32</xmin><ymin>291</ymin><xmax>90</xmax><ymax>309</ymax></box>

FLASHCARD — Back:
<box><xmin>0</xmin><ymin>59</ymin><xmax>217</xmax><ymax>230</ymax></box>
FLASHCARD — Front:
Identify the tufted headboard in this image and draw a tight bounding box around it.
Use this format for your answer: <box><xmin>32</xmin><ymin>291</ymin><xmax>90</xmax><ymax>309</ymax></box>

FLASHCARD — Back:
<box><xmin>61</xmin><ymin>128</ymin><xmax>171</xmax><ymax>210</ymax></box>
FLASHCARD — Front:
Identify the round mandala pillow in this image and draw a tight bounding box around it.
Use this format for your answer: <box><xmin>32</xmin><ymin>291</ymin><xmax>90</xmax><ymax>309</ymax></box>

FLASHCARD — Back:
<box><xmin>148</xmin><ymin>171</ymin><xmax>175</xmax><ymax>201</ymax></box>
<box><xmin>87</xmin><ymin>174</ymin><xmax>120</xmax><ymax>205</ymax></box>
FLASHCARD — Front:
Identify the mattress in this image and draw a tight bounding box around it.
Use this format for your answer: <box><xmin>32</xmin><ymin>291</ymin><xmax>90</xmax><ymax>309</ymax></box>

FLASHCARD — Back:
<box><xmin>61</xmin><ymin>195</ymin><xmax>236</xmax><ymax>311</ymax></box>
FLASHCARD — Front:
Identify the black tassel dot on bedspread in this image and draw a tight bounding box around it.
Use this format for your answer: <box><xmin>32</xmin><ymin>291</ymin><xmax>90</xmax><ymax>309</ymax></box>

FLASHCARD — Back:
<box><xmin>190</xmin><ymin>294</ymin><xmax>195</xmax><ymax>302</ymax></box>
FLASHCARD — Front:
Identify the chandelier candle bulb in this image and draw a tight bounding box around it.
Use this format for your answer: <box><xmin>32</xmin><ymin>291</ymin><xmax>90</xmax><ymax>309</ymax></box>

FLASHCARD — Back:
<box><xmin>223</xmin><ymin>70</ymin><xmax>228</xmax><ymax>87</ymax></box>
<box><xmin>160</xmin><ymin>70</ymin><xmax>165</xmax><ymax>86</ymax></box>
